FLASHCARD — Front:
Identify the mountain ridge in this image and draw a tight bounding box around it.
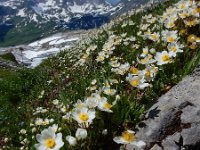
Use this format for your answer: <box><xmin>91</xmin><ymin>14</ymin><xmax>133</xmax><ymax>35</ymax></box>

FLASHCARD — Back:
<box><xmin>0</xmin><ymin>0</ymin><xmax>151</xmax><ymax>46</ymax></box>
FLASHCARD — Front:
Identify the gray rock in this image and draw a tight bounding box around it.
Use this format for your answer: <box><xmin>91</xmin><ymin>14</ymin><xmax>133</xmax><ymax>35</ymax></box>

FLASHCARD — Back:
<box><xmin>150</xmin><ymin>144</ymin><xmax>162</xmax><ymax>150</ymax></box>
<box><xmin>162</xmin><ymin>133</ymin><xmax>181</xmax><ymax>150</ymax></box>
<box><xmin>181</xmin><ymin>124</ymin><xmax>200</xmax><ymax>146</ymax></box>
<box><xmin>128</xmin><ymin>64</ymin><xmax>200</xmax><ymax>150</ymax></box>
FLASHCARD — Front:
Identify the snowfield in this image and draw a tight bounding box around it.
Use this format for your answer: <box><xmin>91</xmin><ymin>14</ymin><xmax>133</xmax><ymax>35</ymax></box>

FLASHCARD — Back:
<box><xmin>0</xmin><ymin>31</ymin><xmax>88</xmax><ymax>68</ymax></box>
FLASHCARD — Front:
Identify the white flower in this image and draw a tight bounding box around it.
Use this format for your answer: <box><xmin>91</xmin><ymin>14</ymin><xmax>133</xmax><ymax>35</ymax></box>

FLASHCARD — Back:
<box><xmin>162</xmin><ymin>30</ymin><xmax>179</xmax><ymax>43</ymax></box>
<box><xmin>140</xmin><ymin>47</ymin><xmax>149</xmax><ymax>57</ymax></box>
<box><xmin>155</xmin><ymin>51</ymin><xmax>172</xmax><ymax>65</ymax></box>
<box><xmin>85</xmin><ymin>96</ymin><xmax>99</xmax><ymax>108</ymax></box>
<box><xmin>98</xmin><ymin>99</ymin><xmax>113</xmax><ymax>113</ymax></box>
<box><xmin>91</xmin><ymin>79</ymin><xmax>97</xmax><ymax>85</ymax></box>
<box><xmin>72</xmin><ymin>107</ymin><xmax>95</xmax><ymax>124</ymax></box>
<box><xmin>43</xmin><ymin>118</ymin><xmax>50</xmax><ymax>125</ymax></box>
<box><xmin>35</xmin><ymin>128</ymin><xmax>64</xmax><ymax>150</ymax></box>
<box><xmin>91</xmin><ymin>92</ymin><xmax>106</xmax><ymax>101</ymax></box>
<box><xmin>75</xmin><ymin>128</ymin><xmax>87</xmax><ymax>140</ymax></box>
<box><xmin>113</xmin><ymin>130</ymin><xmax>146</xmax><ymax>149</ymax></box>
<box><xmin>49</xmin><ymin>124</ymin><xmax>58</xmax><ymax>133</ymax></box>
<box><xmin>52</xmin><ymin>99</ymin><xmax>59</xmax><ymax>105</ymax></box>
<box><xmin>102</xmin><ymin>129</ymin><xmax>108</xmax><ymax>135</ymax></box>
<box><xmin>32</xmin><ymin>127</ymin><xmax>37</xmax><ymax>133</ymax></box>
<box><xmin>111</xmin><ymin>63</ymin><xmax>130</xmax><ymax>75</ymax></box>
<box><xmin>73</xmin><ymin>100</ymin><xmax>87</xmax><ymax>109</ymax></box>
<box><xmin>126</xmin><ymin>74</ymin><xmax>149</xmax><ymax>89</ymax></box>
<box><xmin>66</xmin><ymin>136</ymin><xmax>77</xmax><ymax>146</ymax></box>
<box><xmin>148</xmin><ymin>33</ymin><xmax>160</xmax><ymax>42</ymax></box>
<box><xmin>96</xmin><ymin>51</ymin><xmax>106</xmax><ymax>62</ymax></box>
<box><xmin>61</xmin><ymin>106</ymin><xmax>67</xmax><ymax>113</ymax></box>
<box><xmin>164</xmin><ymin>18</ymin><xmax>176</xmax><ymax>29</ymax></box>
<box><xmin>137</xmin><ymin>55</ymin><xmax>156</xmax><ymax>65</ymax></box>
<box><xmin>109</xmin><ymin>60</ymin><xmax>121</xmax><ymax>68</ymax></box>
<box><xmin>176</xmin><ymin>0</ymin><xmax>190</xmax><ymax>11</ymax></box>
<box><xmin>103</xmin><ymin>87</ymin><xmax>117</xmax><ymax>96</ymax></box>
<box><xmin>19</xmin><ymin>129</ymin><xmax>26</xmax><ymax>135</ymax></box>
<box><xmin>167</xmin><ymin>42</ymin><xmax>184</xmax><ymax>57</ymax></box>
<box><xmin>35</xmin><ymin>118</ymin><xmax>43</xmax><ymax>126</ymax></box>
<box><xmin>139</xmin><ymin>66</ymin><xmax>158</xmax><ymax>81</ymax></box>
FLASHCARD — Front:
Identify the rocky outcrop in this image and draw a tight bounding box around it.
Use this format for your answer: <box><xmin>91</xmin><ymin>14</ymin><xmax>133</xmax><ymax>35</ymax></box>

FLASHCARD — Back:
<box><xmin>0</xmin><ymin>57</ymin><xmax>19</xmax><ymax>69</ymax></box>
<box><xmin>128</xmin><ymin>63</ymin><xmax>200</xmax><ymax>150</ymax></box>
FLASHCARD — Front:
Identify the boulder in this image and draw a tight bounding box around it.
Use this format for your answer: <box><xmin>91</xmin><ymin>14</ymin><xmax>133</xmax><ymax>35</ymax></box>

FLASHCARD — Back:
<box><xmin>128</xmin><ymin>64</ymin><xmax>200</xmax><ymax>150</ymax></box>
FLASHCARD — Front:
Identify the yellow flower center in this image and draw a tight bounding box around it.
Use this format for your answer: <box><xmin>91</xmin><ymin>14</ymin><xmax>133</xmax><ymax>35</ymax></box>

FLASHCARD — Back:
<box><xmin>180</xmin><ymin>12</ymin><xmax>187</xmax><ymax>18</ymax></box>
<box><xmin>180</xmin><ymin>4</ymin><xmax>186</xmax><ymax>9</ymax></box>
<box><xmin>130</xmin><ymin>67</ymin><xmax>139</xmax><ymax>74</ymax></box>
<box><xmin>79</xmin><ymin>113</ymin><xmax>89</xmax><ymax>122</ymax></box>
<box><xmin>130</xmin><ymin>79</ymin><xmax>139</xmax><ymax>87</ymax></box>
<box><xmin>187</xmin><ymin>34</ymin><xmax>197</xmax><ymax>43</ymax></box>
<box><xmin>171</xmin><ymin>46</ymin><xmax>177</xmax><ymax>52</ymax></box>
<box><xmin>179</xmin><ymin>29</ymin><xmax>186</xmax><ymax>35</ymax></box>
<box><xmin>82</xmin><ymin>54</ymin><xmax>88</xmax><ymax>59</ymax></box>
<box><xmin>122</xmin><ymin>131</ymin><xmax>136</xmax><ymax>142</ymax></box>
<box><xmin>196</xmin><ymin>7</ymin><xmax>200</xmax><ymax>13</ymax></box>
<box><xmin>141</xmin><ymin>59</ymin><xmax>148</xmax><ymax>63</ymax></box>
<box><xmin>168</xmin><ymin>22</ymin><xmax>174</xmax><ymax>27</ymax></box>
<box><xmin>45</xmin><ymin>138</ymin><xmax>56</xmax><ymax>148</ymax></box>
<box><xmin>190</xmin><ymin>44</ymin><xmax>197</xmax><ymax>50</ymax></box>
<box><xmin>146</xmin><ymin>70</ymin><xmax>151</xmax><ymax>78</ymax></box>
<box><xmin>143</xmin><ymin>50</ymin><xmax>148</xmax><ymax>55</ymax></box>
<box><xmin>151</xmin><ymin>34</ymin><xmax>158</xmax><ymax>40</ymax></box>
<box><xmin>186</xmin><ymin>19</ymin><xmax>197</xmax><ymax>27</ymax></box>
<box><xmin>103</xmin><ymin>102</ymin><xmax>112</xmax><ymax>110</ymax></box>
<box><xmin>162</xmin><ymin>54</ymin><xmax>170</xmax><ymax>62</ymax></box>
<box><xmin>97</xmin><ymin>55</ymin><xmax>105</xmax><ymax>61</ymax></box>
<box><xmin>167</xmin><ymin>36</ymin><xmax>175</xmax><ymax>43</ymax></box>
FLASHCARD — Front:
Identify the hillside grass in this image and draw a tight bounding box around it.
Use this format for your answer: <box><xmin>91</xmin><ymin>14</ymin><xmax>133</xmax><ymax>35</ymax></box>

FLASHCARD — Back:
<box><xmin>0</xmin><ymin>0</ymin><xmax>200</xmax><ymax>149</ymax></box>
<box><xmin>0</xmin><ymin>19</ymin><xmax>57</xmax><ymax>47</ymax></box>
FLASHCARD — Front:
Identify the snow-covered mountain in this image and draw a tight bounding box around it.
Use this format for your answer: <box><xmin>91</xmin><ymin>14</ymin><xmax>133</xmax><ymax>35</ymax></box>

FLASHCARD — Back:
<box><xmin>0</xmin><ymin>0</ymin><xmax>122</xmax><ymax>24</ymax></box>
<box><xmin>0</xmin><ymin>0</ymin><xmax>151</xmax><ymax>46</ymax></box>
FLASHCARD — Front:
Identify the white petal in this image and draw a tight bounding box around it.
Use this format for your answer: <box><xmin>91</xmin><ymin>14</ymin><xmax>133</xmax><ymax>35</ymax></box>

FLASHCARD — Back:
<box><xmin>130</xmin><ymin>140</ymin><xmax>146</xmax><ymax>149</ymax></box>
<box><xmin>34</xmin><ymin>143</ymin><xmax>46</xmax><ymax>150</ymax></box>
<box><xmin>138</xmin><ymin>83</ymin><xmax>149</xmax><ymax>89</ymax></box>
<box><xmin>113</xmin><ymin>137</ymin><xmax>128</xmax><ymax>144</ymax></box>
<box><xmin>36</xmin><ymin>134</ymin><xmax>43</xmax><ymax>143</ymax></box>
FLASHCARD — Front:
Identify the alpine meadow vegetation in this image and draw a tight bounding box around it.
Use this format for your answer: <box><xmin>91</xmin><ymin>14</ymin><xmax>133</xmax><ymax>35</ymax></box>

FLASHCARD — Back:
<box><xmin>1</xmin><ymin>0</ymin><xmax>200</xmax><ymax>149</ymax></box>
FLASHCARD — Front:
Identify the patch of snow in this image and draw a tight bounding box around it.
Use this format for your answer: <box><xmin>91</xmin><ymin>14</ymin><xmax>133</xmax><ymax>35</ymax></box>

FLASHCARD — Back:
<box><xmin>32</xmin><ymin>14</ymin><xmax>38</xmax><ymax>22</ymax></box>
<box><xmin>17</xmin><ymin>8</ymin><xmax>26</xmax><ymax>17</ymax></box>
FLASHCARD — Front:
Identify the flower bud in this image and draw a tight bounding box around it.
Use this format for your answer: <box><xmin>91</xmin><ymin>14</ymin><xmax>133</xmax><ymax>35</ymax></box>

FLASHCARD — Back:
<box><xmin>66</xmin><ymin>136</ymin><xmax>77</xmax><ymax>146</ymax></box>
<box><xmin>75</xmin><ymin>128</ymin><xmax>87</xmax><ymax>140</ymax></box>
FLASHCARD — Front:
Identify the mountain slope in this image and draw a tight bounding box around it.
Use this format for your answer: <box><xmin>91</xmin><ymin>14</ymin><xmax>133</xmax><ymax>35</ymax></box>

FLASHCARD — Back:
<box><xmin>0</xmin><ymin>0</ymin><xmax>144</xmax><ymax>46</ymax></box>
